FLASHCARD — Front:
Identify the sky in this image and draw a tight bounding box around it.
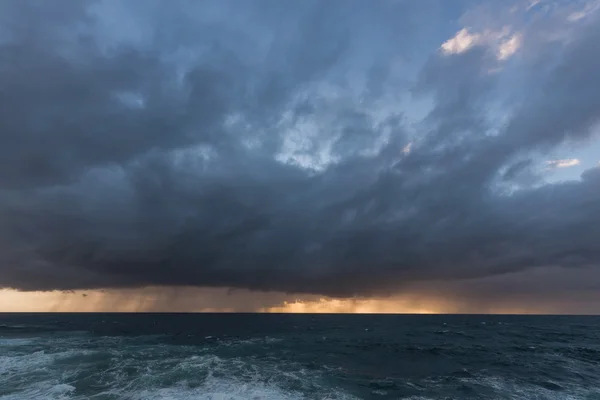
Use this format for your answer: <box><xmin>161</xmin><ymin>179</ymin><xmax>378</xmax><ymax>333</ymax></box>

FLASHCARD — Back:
<box><xmin>1</xmin><ymin>0</ymin><xmax>600</xmax><ymax>313</ymax></box>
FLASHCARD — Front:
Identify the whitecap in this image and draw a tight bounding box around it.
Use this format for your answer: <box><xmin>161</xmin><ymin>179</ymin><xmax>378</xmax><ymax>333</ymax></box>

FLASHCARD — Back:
<box><xmin>0</xmin><ymin>338</ymin><xmax>34</xmax><ymax>346</ymax></box>
<box><xmin>0</xmin><ymin>382</ymin><xmax>75</xmax><ymax>400</ymax></box>
<box><xmin>460</xmin><ymin>375</ymin><xmax>600</xmax><ymax>400</ymax></box>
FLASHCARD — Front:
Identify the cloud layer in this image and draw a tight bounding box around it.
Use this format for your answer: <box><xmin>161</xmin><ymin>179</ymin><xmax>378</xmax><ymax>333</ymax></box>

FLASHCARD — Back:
<box><xmin>1</xmin><ymin>0</ymin><xmax>600</xmax><ymax>299</ymax></box>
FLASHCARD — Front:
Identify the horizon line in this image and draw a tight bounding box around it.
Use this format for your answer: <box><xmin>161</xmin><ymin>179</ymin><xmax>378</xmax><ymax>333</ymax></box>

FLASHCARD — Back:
<box><xmin>1</xmin><ymin>311</ymin><xmax>599</xmax><ymax>316</ymax></box>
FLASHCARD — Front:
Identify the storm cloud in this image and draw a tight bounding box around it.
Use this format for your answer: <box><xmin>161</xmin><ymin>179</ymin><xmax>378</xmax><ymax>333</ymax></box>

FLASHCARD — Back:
<box><xmin>1</xmin><ymin>0</ymin><xmax>600</xmax><ymax>299</ymax></box>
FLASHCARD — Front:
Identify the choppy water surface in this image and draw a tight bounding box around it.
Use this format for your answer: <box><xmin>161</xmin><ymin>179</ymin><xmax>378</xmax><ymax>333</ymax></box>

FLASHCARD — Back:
<box><xmin>1</xmin><ymin>314</ymin><xmax>599</xmax><ymax>399</ymax></box>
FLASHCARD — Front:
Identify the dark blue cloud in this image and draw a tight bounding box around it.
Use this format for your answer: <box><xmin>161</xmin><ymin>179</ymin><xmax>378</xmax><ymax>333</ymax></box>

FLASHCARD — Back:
<box><xmin>0</xmin><ymin>0</ymin><xmax>599</xmax><ymax>297</ymax></box>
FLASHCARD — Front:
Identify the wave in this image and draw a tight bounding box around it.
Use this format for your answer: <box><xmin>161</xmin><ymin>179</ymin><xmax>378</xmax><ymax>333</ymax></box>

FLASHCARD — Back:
<box><xmin>2</xmin><ymin>328</ymin><xmax>599</xmax><ymax>399</ymax></box>
<box><xmin>461</xmin><ymin>375</ymin><xmax>600</xmax><ymax>400</ymax></box>
<box><xmin>418</xmin><ymin>375</ymin><xmax>600</xmax><ymax>400</ymax></box>
<box><xmin>0</xmin><ymin>383</ymin><xmax>76</xmax><ymax>400</ymax></box>
<box><xmin>215</xmin><ymin>335</ymin><xmax>284</xmax><ymax>347</ymax></box>
<box><xmin>0</xmin><ymin>324</ymin><xmax>28</xmax><ymax>329</ymax></box>
<box><xmin>0</xmin><ymin>338</ymin><xmax>357</xmax><ymax>400</ymax></box>
<box><xmin>0</xmin><ymin>338</ymin><xmax>35</xmax><ymax>346</ymax></box>
<box><xmin>109</xmin><ymin>375</ymin><xmax>353</xmax><ymax>400</ymax></box>
<box><xmin>0</xmin><ymin>349</ymin><xmax>97</xmax><ymax>377</ymax></box>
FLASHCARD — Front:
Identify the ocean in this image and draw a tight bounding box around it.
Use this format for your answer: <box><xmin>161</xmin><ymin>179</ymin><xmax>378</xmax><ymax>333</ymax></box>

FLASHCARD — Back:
<box><xmin>1</xmin><ymin>314</ymin><xmax>599</xmax><ymax>399</ymax></box>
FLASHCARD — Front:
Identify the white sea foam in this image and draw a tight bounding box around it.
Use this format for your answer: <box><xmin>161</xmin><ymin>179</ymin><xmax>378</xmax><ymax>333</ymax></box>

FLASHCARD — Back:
<box><xmin>460</xmin><ymin>375</ymin><xmax>600</xmax><ymax>400</ymax></box>
<box><xmin>0</xmin><ymin>349</ymin><xmax>96</xmax><ymax>376</ymax></box>
<box><xmin>399</xmin><ymin>397</ymin><xmax>435</xmax><ymax>400</ymax></box>
<box><xmin>217</xmin><ymin>336</ymin><xmax>284</xmax><ymax>347</ymax></box>
<box><xmin>5</xmin><ymin>343</ymin><xmax>597</xmax><ymax>400</ymax></box>
<box><xmin>0</xmin><ymin>350</ymin><xmax>57</xmax><ymax>374</ymax></box>
<box><xmin>128</xmin><ymin>378</ymin><xmax>306</xmax><ymax>400</ymax></box>
<box><xmin>92</xmin><ymin>352</ymin><xmax>357</xmax><ymax>400</ymax></box>
<box><xmin>2</xmin><ymin>339</ymin><xmax>596</xmax><ymax>400</ymax></box>
<box><xmin>123</xmin><ymin>376</ymin><xmax>357</xmax><ymax>400</ymax></box>
<box><xmin>0</xmin><ymin>382</ymin><xmax>75</xmax><ymax>400</ymax></box>
<box><xmin>0</xmin><ymin>338</ymin><xmax>34</xmax><ymax>346</ymax></box>
<box><xmin>0</xmin><ymin>346</ymin><xmax>98</xmax><ymax>400</ymax></box>
<box><xmin>0</xmin><ymin>341</ymin><xmax>356</xmax><ymax>400</ymax></box>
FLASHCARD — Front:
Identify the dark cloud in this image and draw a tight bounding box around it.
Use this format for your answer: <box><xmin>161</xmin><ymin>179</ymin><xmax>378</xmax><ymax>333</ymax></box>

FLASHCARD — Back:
<box><xmin>1</xmin><ymin>0</ymin><xmax>600</xmax><ymax>300</ymax></box>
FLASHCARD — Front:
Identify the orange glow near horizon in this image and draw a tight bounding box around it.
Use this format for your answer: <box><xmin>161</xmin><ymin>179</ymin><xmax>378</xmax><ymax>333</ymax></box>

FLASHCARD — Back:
<box><xmin>0</xmin><ymin>289</ymin><xmax>448</xmax><ymax>313</ymax></box>
<box><xmin>2</xmin><ymin>267</ymin><xmax>600</xmax><ymax>315</ymax></box>
<box><xmin>0</xmin><ymin>288</ymin><xmax>563</xmax><ymax>314</ymax></box>
<box><xmin>261</xmin><ymin>298</ymin><xmax>442</xmax><ymax>314</ymax></box>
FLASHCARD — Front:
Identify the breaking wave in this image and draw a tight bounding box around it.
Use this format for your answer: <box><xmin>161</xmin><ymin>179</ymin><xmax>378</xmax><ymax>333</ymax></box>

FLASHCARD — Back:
<box><xmin>0</xmin><ymin>335</ymin><xmax>356</xmax><ymax>400</ymax></box>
